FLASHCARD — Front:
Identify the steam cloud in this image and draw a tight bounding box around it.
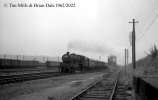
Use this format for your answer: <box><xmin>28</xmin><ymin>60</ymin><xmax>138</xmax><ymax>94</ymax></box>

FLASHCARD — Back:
<box><xmin>67</xmin><ymin>40</ymin><xmax>117</xmax><ymax>55</ymax></box>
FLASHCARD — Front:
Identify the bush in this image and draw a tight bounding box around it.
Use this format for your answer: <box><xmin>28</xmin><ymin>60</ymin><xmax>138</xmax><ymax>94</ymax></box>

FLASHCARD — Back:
<box><xmin>148</xmin><ymin>45</ymin><xmax>158</xmax><ymax>58</ymax></box>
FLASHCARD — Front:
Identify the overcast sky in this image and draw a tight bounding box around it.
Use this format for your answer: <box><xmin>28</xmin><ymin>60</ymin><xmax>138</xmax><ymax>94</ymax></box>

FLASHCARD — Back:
<box><xmin>0</xmin><ymin>0</ymin><xmax>158</xmax><ymax>64</ymax></box>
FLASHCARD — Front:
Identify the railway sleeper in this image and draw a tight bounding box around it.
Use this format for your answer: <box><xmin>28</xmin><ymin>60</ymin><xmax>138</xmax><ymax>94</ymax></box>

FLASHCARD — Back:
<box><xmin>87</xmin><ymin>91</ymin><xmax>106</xmax><ymax>94</ymax></box>
<box><xmin>114</xmin><ymin>91</ymin><xmax>127</xmax><ymax>95</ymax></box>
<box><xmin>84</xmin><ymin>93</ymin><xmax>107</xmax><ymax>97</ymax></box>
<box><xmin>84</xmin><ymin>90</ymin><xmax>113</xmax><ymax>98</ymax></box>
<box><xmin>116</xmin><ymin>86</ymin><xmax>126</xmax><ymax>89</ymax></box>
<box><xmin>79</xmin><ymin>97</ymin><xmax>108</xmax><ymax>100</ymax></box>
<box><xmin>105</xmin><ymin>87</ymin><xmax>114</xmax><ymax>90</ymax></box>
<box><xmin>80</xmin><ymin>95</ymin><xmax>108</xmax><ymax>99</ymax></box>
<box><xmin>113</xmin><ymin>97</ymin><xmax>126</xmax><ymax>100</ymax></box>
<box><xmin>115</xmin><ymin>89</ymin><xmax>126</xmax><ymax>93</ymax></box>
<box><xmin>90</xmin><ymin>89</ymin><xmax>106</xmax><ymax>91</ymax></box>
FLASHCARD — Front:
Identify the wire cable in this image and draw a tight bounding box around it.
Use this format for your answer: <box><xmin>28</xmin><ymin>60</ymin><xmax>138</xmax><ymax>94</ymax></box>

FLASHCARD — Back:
<box><xmin>137</xmin><ymin>14</ymin><xmax>158</xmax><ymax>43</ymax></box>
<box><xmin>136</xmin><ymin>27</ymin><xmax>152</xmax><ymax>46</ymax></box>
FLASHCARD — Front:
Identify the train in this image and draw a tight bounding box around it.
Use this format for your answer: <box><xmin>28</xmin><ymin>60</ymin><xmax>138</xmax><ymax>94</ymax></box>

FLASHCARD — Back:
<box><xmin>59</xmin><ymin>52</ymin><xmax>107</xmax><ymax>73</ymax></box>
<box><xmin>0</xmin><ymin>52</ymin><xmax>108</xmax><ymax>73</ymax></box>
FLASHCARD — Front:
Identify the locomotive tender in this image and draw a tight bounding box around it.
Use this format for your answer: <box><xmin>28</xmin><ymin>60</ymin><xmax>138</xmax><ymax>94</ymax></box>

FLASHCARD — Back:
<box><xmin>60</xmin><ymin>52</ymin><xmax>107</xmax><ymax>73</ymax></box>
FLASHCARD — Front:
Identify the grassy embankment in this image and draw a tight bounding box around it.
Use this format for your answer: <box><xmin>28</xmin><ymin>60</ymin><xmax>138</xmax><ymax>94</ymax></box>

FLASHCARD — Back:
<box><xmin>126</xmin><ymin>45</ymin><xmax>158</xmax><ymax>76</ymax></box>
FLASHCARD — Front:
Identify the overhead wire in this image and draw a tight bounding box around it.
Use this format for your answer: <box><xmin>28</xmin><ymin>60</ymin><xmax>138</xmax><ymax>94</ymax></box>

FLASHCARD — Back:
<box><xmin>112</xmin><ymin>0</ymin><xmax>130</xmax><ymax>22</ymax></box>
<box><xmin>111</xmin><ymin>0</ymin><xmax>133</xmax><ymax>62</ymax></box>
<box><xmin>127</xmin><ymin>0</ymin><xmax>158</xmax><ymax>46</ymax></box>
<box><xmin>112</xmin><ymin>0</ymin><xmax>158</xmax><ymax>56</ymax></box>
<box><xmin>141</xmin><ymin>3</ymin><xmax>158</xmax><ymax>30</ymax></box>
<box><xmin>111</xmin><ymin>0</ymin><xmax>158</xmax><ymax>64</ymax></box>
<box><xmin>137</xmin><ymin>13</ymin><xmax>158</xmax><ymax>44</ymax></box>
<box><xmin>127</xmin><ymin>0</ymin><xmax>142</xmax><ymax>38</ymax></box>
<box><xmin>137</xmin><ymin>0</ymin><xmax>158</xmax><ymax>40</ymax></box>
<box><xmin>111</xmin><ymin>0</ymin><xmax>134</xmax><ymax>63</ymax></box>
<box><xmin>136</xmin><ymin>27</ymin><xmax>152</xmax><ymax>46</ymax></box>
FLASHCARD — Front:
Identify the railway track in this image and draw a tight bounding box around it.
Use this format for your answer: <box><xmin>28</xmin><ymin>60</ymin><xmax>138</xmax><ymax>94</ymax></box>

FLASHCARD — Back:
<box><xmin>70</xmin><ymin>71</ymin><xmax>127</xmax><ymax>100</ymax></box>
<box><xmin>0</xmin><ymin>70</ymin><xmax>109</xmax><ymax>86</ymax></box>
<box><xmin>0</xmin><ymin>72</ymin><xmax>62</xmax><ymax>86</ymax></box>
<box><xmin>0</xmin><ymin>68</ymin><xmax>58</xmax><ymax>73</ymax></box>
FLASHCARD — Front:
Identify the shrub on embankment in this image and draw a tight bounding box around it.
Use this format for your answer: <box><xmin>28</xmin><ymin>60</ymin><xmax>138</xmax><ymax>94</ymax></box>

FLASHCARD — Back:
<box><xmin>126</xmin><ymin>45</ymin><xmax>158</xmax><ymax>76</ymax></box>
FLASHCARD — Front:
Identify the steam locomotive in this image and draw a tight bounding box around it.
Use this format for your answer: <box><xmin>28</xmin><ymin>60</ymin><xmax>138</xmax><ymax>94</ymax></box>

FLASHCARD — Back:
<box><xmin>60</xmin><ymin>52</ymin><xmax>107</xmax><ymax>73</ymax></box>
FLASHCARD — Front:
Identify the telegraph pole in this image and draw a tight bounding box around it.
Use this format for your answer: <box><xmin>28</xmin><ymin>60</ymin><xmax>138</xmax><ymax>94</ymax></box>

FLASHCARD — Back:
<box><xmin>127</xmin><ymin>49</ymin><xmax>129</xmax><ymax>65</ymax></box>
<box><xmin>58</xmin><ymin>56</ymin><xmax>59</xmax><ymax>62</ymax></box>
<box><xmin>125</xmin><ymin>49</ymin><xmax>127</xmax><ymax>68</ymax></box>
<box><xmin>43</xmin><ymin>56</ymin><xmax>45</xmax><ymax>62</ymax></box>
<box><xmin>99</xmin><ymin>56</ymin><xmax>101</xmax><ymax>61</ymax></box>
<box><xmin>23</xmin><ymin>55</ymin><xmax>25</xmax><ymax>60</ymax></box>
<box><xmin>4</xmin><ymin>55</ymin><xmax>6</xmax><ymax>59</ymax></box>
<box><xmin>124</xmin><ymin>49</ymin><xmax>127</xmax><ymax>75</ymax></box>
<box><xmin>129</xmin><ymin>19</ymin><xmax>138</xmax><ymax>69</ymax></box>
<box><xmin>17</xmin><ymin>55</ymin><xmax>19</xmax><ymax>60</ymax></box>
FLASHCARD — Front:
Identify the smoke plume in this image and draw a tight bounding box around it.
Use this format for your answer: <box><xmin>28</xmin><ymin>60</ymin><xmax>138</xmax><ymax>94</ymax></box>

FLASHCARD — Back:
<box><xmin>67</xmin><ymin>40</ymin><xmax>118</xmax><ymax>56</ymax></box>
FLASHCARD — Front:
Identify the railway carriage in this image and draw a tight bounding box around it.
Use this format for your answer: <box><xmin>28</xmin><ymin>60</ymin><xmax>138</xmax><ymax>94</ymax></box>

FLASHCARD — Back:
<box><xmin>89</xmin><ymin>59</ymin><xmax>97</xmax><ymax>68</ymax></box>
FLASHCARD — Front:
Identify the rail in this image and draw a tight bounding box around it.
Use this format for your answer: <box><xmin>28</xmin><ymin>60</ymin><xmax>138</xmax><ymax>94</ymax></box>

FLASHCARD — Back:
<box><xmin>109</xmin><ymin>72</ymin><xmax>120</xmax><ymax>100</ymax></box>
<box><xmin>0</xmin><ymin>71</ymin><xmax>109</xmax><ymax>87</ymax></box>
<box><xmin>69</xmin><ymin>71</ymin><xmax>121</xmax><ymax>100</ymax></box>
<box><xmin>70</xmin><ymin>72</ymin><xmax>112</xmax><ymax>100</ymax></box>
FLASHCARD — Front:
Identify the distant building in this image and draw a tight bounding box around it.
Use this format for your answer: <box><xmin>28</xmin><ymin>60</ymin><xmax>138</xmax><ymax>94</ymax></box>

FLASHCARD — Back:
<box><xmin>108</xmin><ymin>55</ymin><xmax>117</xmax><ymax>66</ymax></box>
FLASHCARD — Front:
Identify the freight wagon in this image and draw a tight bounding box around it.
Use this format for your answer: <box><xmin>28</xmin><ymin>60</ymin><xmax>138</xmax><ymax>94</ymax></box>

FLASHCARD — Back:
<box><xmin>0</xmin><ymin>59</ymin><xmax>39</xmax><ymax>69</ymax></box>
<box><xmin>45</xmin><ymin>61</ymin><xmax>61</xmax><ymax>69</ymax></box>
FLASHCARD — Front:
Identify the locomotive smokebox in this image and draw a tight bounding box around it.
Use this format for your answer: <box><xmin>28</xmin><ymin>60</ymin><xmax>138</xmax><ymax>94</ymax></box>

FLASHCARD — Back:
<box><xmin>62</xmin><ymin>52</ymin><xmax>70</xmax><ymax>63</ymax></box>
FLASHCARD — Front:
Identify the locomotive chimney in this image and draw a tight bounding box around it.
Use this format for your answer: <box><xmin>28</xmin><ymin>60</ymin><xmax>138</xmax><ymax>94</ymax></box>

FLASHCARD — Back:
<box><xmin>67</xmin><ymin>52</ymin><xmax>70</xmax><ymax>55</ymax></box>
